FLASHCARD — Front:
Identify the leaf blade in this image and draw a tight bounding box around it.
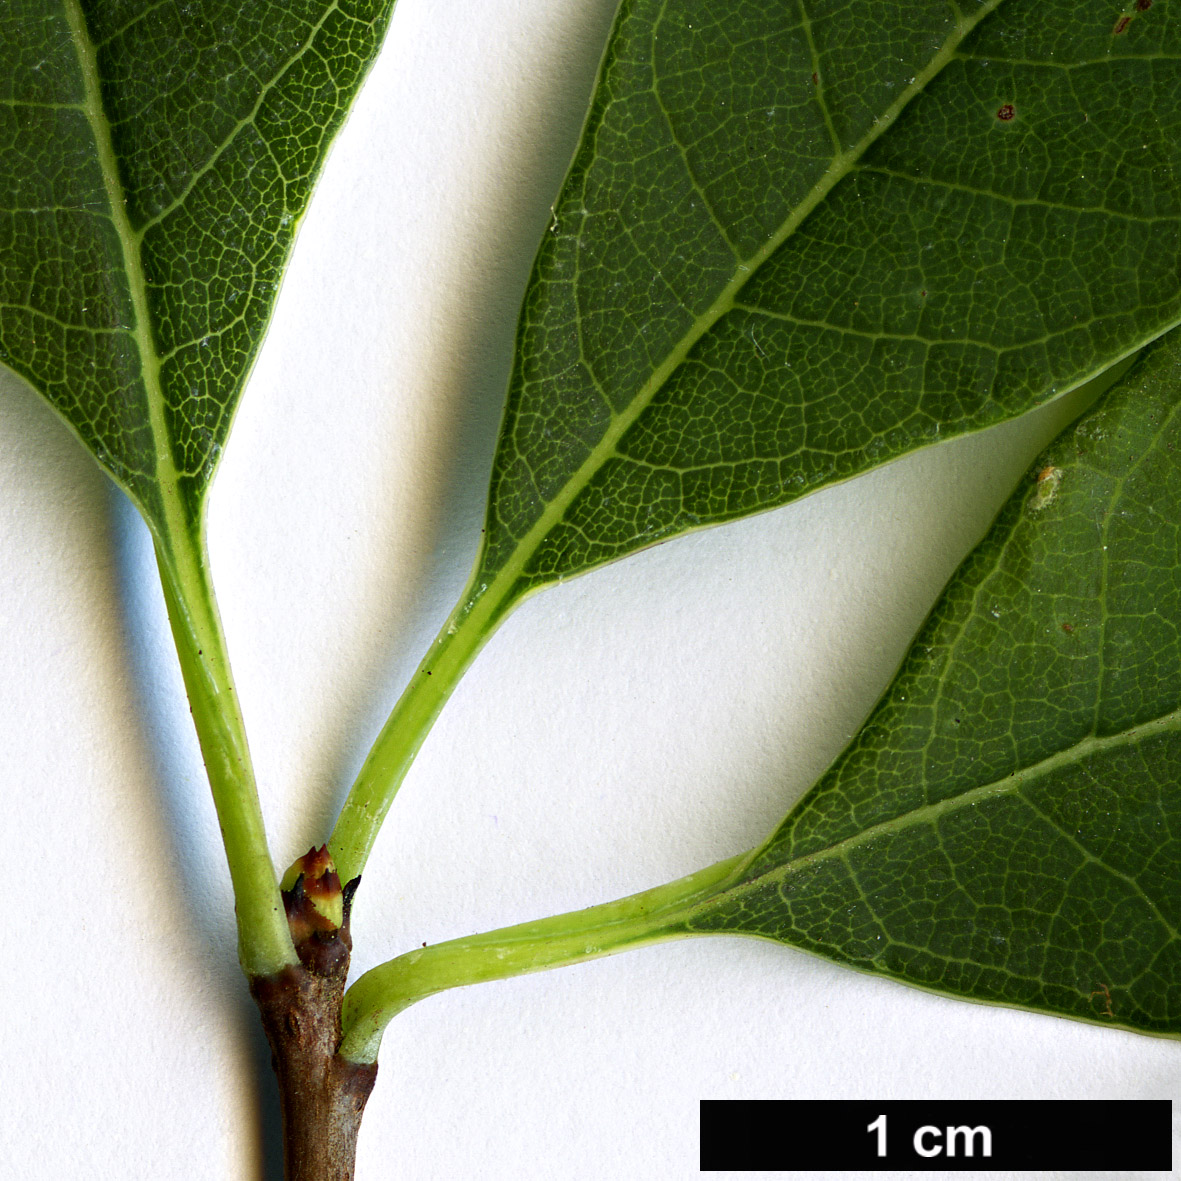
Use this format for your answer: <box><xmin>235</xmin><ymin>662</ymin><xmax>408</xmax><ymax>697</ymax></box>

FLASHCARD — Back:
<box><xmin>3</xmin><ymin>0</ymin><xmax>159</xmax><ymax>517</ymax></box>
<box><xmin>2</xmin><ymin>0</ymin><xmax>400</xmax><ymax>973</ymax></box>
<box><xmin>686</xmin><ymin>329</ymin><xmax>1181</xmax><ymax>1036</ymax></box>
<box><xmin>475</xmin><ymin>0</ymin><xmax>1181</xmax><ymax>611</ymax></box>
<box><xmin>330</xmin><ymin>0</ymin><xmax>1181</xmax><ymax>878</ymax></box>
<box><xmin>1</xmin><ymin>0</ymin><xmax>397</xmax><ymax>534</ymax></box>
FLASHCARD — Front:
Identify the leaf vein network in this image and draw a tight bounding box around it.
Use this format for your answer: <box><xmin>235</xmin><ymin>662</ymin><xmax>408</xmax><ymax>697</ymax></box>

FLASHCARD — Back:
<box><xmin>739</xmin><ymin>705</ymin><xmax>1181</xmax><ymax>897</ymax></box>
<box><xmin>731</xmin><ymin>301</ymin><xmax>1103</xmax><ymax>354</ymax></box>
<box><xmin>795</xmin><ymin>0</ymin><xmax>842</xmax><ymax>156</ymax></box>
<box><xmin>957</xmin><ymin>52</ymin><xmax>1181</xmax><ymax>70</ymax></box>
<box><xmin>649</xmin><ymin>0</ymin><xmax>740</xmax><ymax>255</ymax></box>
<box><xmin>132</xmin><ymin>0</ymin><xmax>348</xmax><ymax>237</ymax></box>
<box><xmin>479</xmin><ymin>0</ymin><xmax>1005</xmax><ymax>592</ymax></box>
<box><xmin>92</xmin><ymin>0</ymin><xmax>173</xmax><ymax>49</ymax></box>
<box><xmin>1090</xmin><ymin>392</ymin><xmax>1181</xmax><ymax>731</ymax></box>
<box><xmin>1016</xmin><ymin>793</ymin><xmax>1181</xmax><ymax>942</ymax></box>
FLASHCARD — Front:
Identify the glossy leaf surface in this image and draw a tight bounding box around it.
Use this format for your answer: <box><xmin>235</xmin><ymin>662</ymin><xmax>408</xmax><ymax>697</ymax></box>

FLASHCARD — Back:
<box><xmin>475</xmin><ymin>0</ymin><xmax>1181</xmax><ymax>615</ymax></box>
<box><xmin>1</xmin><ymin>0</ymin><xmax>395</xmax><ymax>534</ymax></box>
<box><xmin>687</xmin><ymin>329</ymin><xmax>1181</xmax><ymax>1036</ymax></box>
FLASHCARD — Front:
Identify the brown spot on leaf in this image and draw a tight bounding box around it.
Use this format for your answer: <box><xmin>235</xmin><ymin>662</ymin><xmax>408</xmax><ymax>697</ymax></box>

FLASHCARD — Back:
<box><xmin>996</xmin><ymin>103</ymin><xmax>1015</xmax><ymax>121</ymax></box>
<box><xmin>1113</xmin><ymin>14</ymin><xmax>1132</xmax><ymax>33</ymax></box>
<box><xmin>1090</xmin><ymin>982</ymin><xmax>1115</xmax><ymax>1017</ymax></box>
<box><xmin>1136</xmin><ymin>0</ymin><xmax>1152</xmax><ymax>11</ymax></box>
<box><xmin>1061</xmin><ymin>622</ymin><xmax>1074</xmax><ymax>634</ymax></box>
<box><xmin>811</xmin><ymin>71</ymin><xmax>818</xmax><ymax>85</ymax></box>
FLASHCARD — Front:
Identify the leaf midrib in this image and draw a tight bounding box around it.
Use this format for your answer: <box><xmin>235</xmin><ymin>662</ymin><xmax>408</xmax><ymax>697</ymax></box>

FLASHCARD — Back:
<box><xmin>63</xmin><ymin>0</ymin><xmax>183</xmax><ymax>538</ymax></box>
<box><xmin>472</xmin><ymin>0</ymin><xmax>1007</xmax><ymax>628</ymax></box>
<box><xmin>727</xmin><ymin>704</ymin><xmax>1181</xmax><ymax>941</ymax></box>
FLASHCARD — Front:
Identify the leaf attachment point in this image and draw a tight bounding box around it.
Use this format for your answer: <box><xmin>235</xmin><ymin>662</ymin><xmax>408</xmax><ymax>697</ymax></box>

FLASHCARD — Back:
<box><xmin>3</xmin><ymin>0</ymin><xmax>399</xmax><ymax>975</ymax></box>
<box><xmin>330</xmin><ymin>0</ymin><xmax>1181</xmax><ymax>884</ymax></box>
<box><xmin>686</xmin><ymin>330</ymin><xmax>1181</xmax><ymax>1039</ymax></box>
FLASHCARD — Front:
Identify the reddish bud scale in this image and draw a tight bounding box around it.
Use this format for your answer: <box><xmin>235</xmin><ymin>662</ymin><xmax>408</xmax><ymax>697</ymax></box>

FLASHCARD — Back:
<box><xmin>280</xmin><ymin>846</ymin><xmax>356</xmax><ymax>975</ymax></box>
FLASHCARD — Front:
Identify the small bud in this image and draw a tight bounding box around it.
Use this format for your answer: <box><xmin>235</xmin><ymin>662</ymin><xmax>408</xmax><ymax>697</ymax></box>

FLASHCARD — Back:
<box><xmin>281</xmin><ymin>845</ymin><xmax>344</xmax><ymax>937</ymax></box>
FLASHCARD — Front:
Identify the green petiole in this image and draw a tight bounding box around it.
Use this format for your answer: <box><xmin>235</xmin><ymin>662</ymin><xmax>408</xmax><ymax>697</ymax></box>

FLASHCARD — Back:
<box><xmin>155</xmin><ymin>524</ymin><xmax>297</xmax><ymax>978</ymax></box>
<box><xmin>328</xmin><ymin>567</ymin><xmax>524</xmax><ymax>886</ymax></box>
<box><xmin>338</xmin><ymin>852</ymin><xmax>749</xmax><ymax>1063</ymax></box>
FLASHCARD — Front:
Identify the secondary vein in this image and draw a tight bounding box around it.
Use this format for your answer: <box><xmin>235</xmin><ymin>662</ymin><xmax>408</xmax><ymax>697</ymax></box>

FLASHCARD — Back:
<box><xmin>479</xmin><ymin>0</ymin><xmax>1009</xmax><ymax>616</ymax></box>
<box><xmin>733</xmin><ymin>703</ymin><xmax>1181</xmax><ymax>896</ymax></box>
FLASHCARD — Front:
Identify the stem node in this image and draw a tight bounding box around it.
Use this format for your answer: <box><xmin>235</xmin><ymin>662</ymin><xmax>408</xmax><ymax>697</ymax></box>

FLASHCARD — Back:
<box><xmin>251</xmin><ymin>946</ymin><xmax>376</xmax><ymax>1179</ymax></box>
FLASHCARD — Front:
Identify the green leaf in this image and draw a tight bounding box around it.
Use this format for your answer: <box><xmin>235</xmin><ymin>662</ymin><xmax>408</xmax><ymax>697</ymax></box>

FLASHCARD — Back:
<box><xmin>330</xmin><ymin>0</ymin><xmax>1181</xmax><ymax>877</ymax></box>
<box><xmin>476</xmin><ymin>0</ymin><xmax>1181</xmax><ymax>614</ymax></box>
<box><xmin>1</xmin><ymin>0</ymin><xmax>396</xmax><ymax>538</ymax></box>
<box><xmin>685</xmin><ymin>326</ymin><xmax>1181</xmax><ymax>1037</ymax></box>
<box><xmin>1</xmin><ymin>0</ymin><xmax>399</xmax><ymax>975</ymax></box>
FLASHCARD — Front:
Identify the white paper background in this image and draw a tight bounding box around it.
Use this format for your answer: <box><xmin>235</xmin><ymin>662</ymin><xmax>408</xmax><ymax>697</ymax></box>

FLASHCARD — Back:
<box><xmin>1</xmin><ymin>1</ymin><xmax>1177</xmax><ymax>1177</ymax></box>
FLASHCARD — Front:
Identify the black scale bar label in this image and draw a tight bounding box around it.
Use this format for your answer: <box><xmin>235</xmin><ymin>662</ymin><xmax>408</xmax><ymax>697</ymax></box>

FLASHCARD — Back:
<box><xmin>700</xmin><ymin>1099</ymin><xmax>1172</xmax><ymax>1171</ymax></box>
